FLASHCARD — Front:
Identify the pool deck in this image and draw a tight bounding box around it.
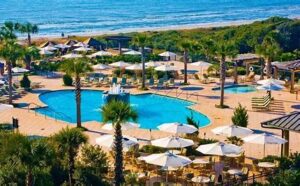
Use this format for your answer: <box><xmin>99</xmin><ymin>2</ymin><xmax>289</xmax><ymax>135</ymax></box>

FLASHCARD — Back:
<box><xmin>1</xmin><ymin>74</ymin><xmax>300</xmax><ymax>159</ymax></box>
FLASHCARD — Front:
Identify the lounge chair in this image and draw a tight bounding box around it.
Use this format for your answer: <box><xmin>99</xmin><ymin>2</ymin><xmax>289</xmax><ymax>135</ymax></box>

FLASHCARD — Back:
<box><xmin>148</xmin><ymin>78</ymin><xmax>154</xmax><ymax>86</ymax></box>
<box><xmin>245</xmin><ymin>72</ymin><xmax>255</xmax><ymax>82</ymax></box>
<box><xmin>111</xmin><ymin>77</ymin><xmax>117</xmax><ymax>85</ymax></box>
<box><xmin>156</xmin><ymin>78</ymin><xmax>165</xmax><ymax>89</ymax></box>
<box><xmin>252</xmin><ymin>98</ymin><xmax>271</xmax><ymax>111</ymax></box>
<box><xmin>251</xmin><ymin>94</ymin><xmax>271</xmax><ymax>103</ymax></box>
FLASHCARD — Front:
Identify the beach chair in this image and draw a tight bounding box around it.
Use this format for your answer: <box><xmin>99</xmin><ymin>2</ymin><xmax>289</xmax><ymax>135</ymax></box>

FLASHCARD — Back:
<box><xmin>245</xmin><ymin>72</ymin><xmax>255</xmax><ymax>82</ymax></box>
<box><xmin>148</xmin><ymin>77</ymin><xmax>154</xmax><ymax>86</ymax></box>
<box><xmin>251</xmin><ymin>94</ymin><xmax>271</xmax><ymax>103</ymax></box>
<box><xmin>156</xmin><ymin>78</ymin><xmax>165</xmax><ymax>89</ymax></box>
<box><xmin>252</xmin><ymin>98</ymin><xmax>271</xmax><ymax>111</ymax></box>
<box><xmin>111</xmin><ymin>77</ymin><xmax>117</xmax><ymax>85</ymax></box>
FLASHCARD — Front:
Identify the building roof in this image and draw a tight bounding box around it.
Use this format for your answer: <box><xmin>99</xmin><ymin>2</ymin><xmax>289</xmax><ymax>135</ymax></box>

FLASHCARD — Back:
<box><xmin>272</xmin><ymin>59</ymin><xmax>300</xmax><ymax>71</ymax></box>
<box><xmin>83</xmin><ymin>38</ymin><xmax>104</xmax><ymax>47</ymax></box>
<box><xmin>234</xmin><ymin>53</ymin><xmax>260</xmax><ymax>61</ymax></box>
<box><xmin>105</xmin><ymin>35</ymin><xmax>132</xmax><ymax>41</ymax></box>
<box><xmin>64</xmin><ymin>39</ymin><xmax>78</xmax><ymax>46</ymax></box>
<box><xmin>40</xmin><ymin>41</ymin><xmax>57</xmax><ymax>48</ymax></box>
<box><xmin>261</xmin><ymin>112</ymin><xmax>300</xmax><ymax>132</ymax></box>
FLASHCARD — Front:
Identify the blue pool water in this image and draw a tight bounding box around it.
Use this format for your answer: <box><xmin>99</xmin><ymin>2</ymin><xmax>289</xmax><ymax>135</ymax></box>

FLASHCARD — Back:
<box><xmin>213</xmin><ymin>85</ymin><xmax>256</xmax><ymax>94</ymax></box>
<box><xmin>36</xmin><ymin>90</ymin><xmax>210</xmax><ymax>129</ymax></box>
<box><xmin>0</xmin><ymin>0</ymin><xmax>299</xmax><ymax>37</ymax></box>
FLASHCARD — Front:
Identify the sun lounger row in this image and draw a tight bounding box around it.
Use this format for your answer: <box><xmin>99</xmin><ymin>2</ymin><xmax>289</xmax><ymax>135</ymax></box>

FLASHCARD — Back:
<box><xmin>251</xmin><ymin>94</ymin><xmax>271</xmax><ymax>111</ymax></box>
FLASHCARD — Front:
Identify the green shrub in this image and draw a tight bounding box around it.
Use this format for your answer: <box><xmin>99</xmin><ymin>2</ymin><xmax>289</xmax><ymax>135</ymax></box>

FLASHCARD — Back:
<box><xmin>186</xmin><ymin>112</ymin><xmax>199</xmax><ymax>136</ymax></box>
<box><xmin>139</xmin><ymin>145</ymin><xmax>165</xmax><ymax>154</ymax></box>
<box><xmin>20</xmin><ymin>74</ymin><xmax>31</xmax><ymax>89</ymax></box>
<box><xmin>231</xmin><ymin>103</ymin><xmax>248</xmax><ymax>127</ymax></box>
<box><xmin>225</xmin><ymin>136</ymin><xmax>244</xmax><ymax>146</ymax></box>
<box><xmin>63</xmin><ymin>74</ymin><xmax>73</xmax><ymax>86</ymax></box>
<box><xmin>237</xmin><ymin>67</ymin><xmax>246</xmax><ymax>75</ymax></box>
<box><xmin>198</xmin><ymin>138</ymin><xmax>219</xmax><ymax>145</ymax></box>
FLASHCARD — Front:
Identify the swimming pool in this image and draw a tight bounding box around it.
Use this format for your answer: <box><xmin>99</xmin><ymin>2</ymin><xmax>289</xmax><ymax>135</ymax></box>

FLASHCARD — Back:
<box><xmin>36</xmin><ymin>90</ymin><xmax>210</xmax><ymax>129</ymax></box>
<box><xmin>212</xmin><ymin>85</ymin><xmax>256</xmax><ymax>94</ymax></box>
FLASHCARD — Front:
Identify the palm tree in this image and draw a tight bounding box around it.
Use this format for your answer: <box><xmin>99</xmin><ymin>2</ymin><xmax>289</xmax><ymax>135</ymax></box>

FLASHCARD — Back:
<box><xmin>101</xmin><ymin>100</ymin><xmax>138</xmax><ymax>186</ymax></box>
<box><xmin>132</xmin><ymin>33</ymin><xmax>148</xmax><ymax>89</ymax></box>
<box><xmin>53</xmin><ymin>127</ymin><xmax>87</xmax><ymax>186</ymax></box>
<box><xmin>0</xmin><ymin>39</ymin><xmax>24</xmax><ymax>104</ymax></box>
<box><xmin>179</xmin><ymin>40</ymin><xmax>192</xmax><ymax>84</ymax></box>
<box><xmin>213</xmin><ymin>41</ymin><xmax>237</xmax><ymax>108</ymax></box>
<box><xmin>255</xmin><ymin>33</ymin><xmax>281</xmax><ymax>78</ymax></box>
<box><xmin>60</xmin><ymin>58</ymin><xmax>93</xmax><ymax>128</ymax></box>
<box><xmin>0</xmin><ymin>132</ymin><xmax>53</xmax><ymax>186</ymax></box>
<box><xmin>0</xmin><ymin>21</ymin><xmax>17</xmax><ymax>41</ymax></box>
<box><xmin>23</xmin><ymin>46</ymin><xmax>40</xmax><ymax>70</ymax></box>
<box><xmin>16</xmin><ymin>22</ymin><xmax>39</xmax><ymax>46</ymax></box>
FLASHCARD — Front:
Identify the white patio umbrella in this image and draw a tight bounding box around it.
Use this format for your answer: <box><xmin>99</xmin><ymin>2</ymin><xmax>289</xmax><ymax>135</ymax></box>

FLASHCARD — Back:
<box><xmin>89</xmin><ymin>51</ymin><xmax>112</xmax><ymax>58</ymax></box>
<box><xmin>159</xmin><ymin>51</ymin><xmax>176</xmax><ymax>58</ymax></box>
<box><xmin>126</xmin><ymin>63</ymin><xmax>143</xmax><ymax>71</ymax></box>
<box><xmin>143</xmin><ymin>152</ymin><xmax>191</xmax><ymax>167</ymax></box>
<box><xmin>257</xmin><ymin>78</ymin><xmax>285</xmax><ymax>85</ymax></box>
<box><xmin>39</xmin><ymin>48</ymin><xmax>54</xmax><ymax>55</ymax></box>
<box><xmin>109</xmin><ymin>61</ymin><xmax>131</xmax><ymax>68</ymax></box>
<box><xmin>92</xmin><ymin>64</ymin><xmax>111</xmax><ymax>70</ymax></box>
<box><xmin>62</xmin><ymin>53</ymin><xmax>83</xmax><ymax>59</ymax></box>
<box><xmin>155</xmin><ymin>65</ymin><xmax>178</xmax><ymax>72</ymax></box>
<box><xmin>0</xmin><ymin>104</ymin><xmax>13</xmax><ymax>112</ymax></box>
<box><xmin>151</xmin><ymin>136</ymin><xmax>194</xmax><ymax>148</ymax></box>
<box><xmin>95</xmin><ymin>134</ymin><xmax>138</xmax><ymax>152</ymax></box>
<box><xmin>158</xmin><ymin>122</ymin><xmax>198</xmax><ymax>134</ymax></box>
<box><xmin>243</xmin><ymin>133</ymin><xmax>287</xmax><ymax>157</ymax></box>
<box><xmin>256</xmin><ymin>82</ymin><xmax>284</xmax><ymax>91</ymax></box>
<box><xmin>12</xmin><ymin>67</ymin><xmax>29</xmax><ymax>73</ymax></box>
<box><xmin>73</xmin><ymin>42</ymin><xmax>88</xmax><ymax>47</ymax></box>
<box><xmin>123</xmin><ymin>50</ymin><xmax>141</xmax><ymax>55</ymax></box>
<box><xmin>191</xmin><ymin>61</ymin><xmax>212</xmax><ymax>75</ymax></box>
<box><xmin>101</xmin><ymin>122</ymin><xmax>140</xmax><ymax>131</ymax></box>
<box><xmin>196</xmin><ymin>142</ymin><xmax>244</xmax><ymax>156</ymax></box>
<box><xmin>211</xmin><ymin>125</ymin><xmax>253</xmax><ymax>137</ymax></box>
<box><xmin>145</xmin><ymin>61</ymin><xmax>160</xmax><ymax>68</ymax></box>
<box><xmin>74</xmin><ymin>46</ymin><xmax>92</xmax><ymax>52</ymax></box>
<box><xmin>142</xmin><ymin>152</ymin><xmax>192</xmax><ymax>182</ymax></box>
<box><xmin>42</xmin><ymin>46</ymin><xmax>58</xmax><ymax>51</ymax></box>
<box><xmin>191</xmin><ymin>61</ymin><xmax>212</xmax><ymax>67</ymax></box>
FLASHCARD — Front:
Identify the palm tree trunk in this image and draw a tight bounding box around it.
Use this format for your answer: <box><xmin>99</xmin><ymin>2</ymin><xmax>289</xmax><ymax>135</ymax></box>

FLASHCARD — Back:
<box><xmin>7</xmin><ymin>62</ymin><xmax>13</xmax><ymax>105</ymax></box>
<box><xmin>24</xmin><ymin>55</ymin><xmax>31</xmax><ymax>70</ymax></box>
<box><xmin>220</xmin><ymin>56</ymin><xmax>226</xmax><ymax>107</ymax></box>
<box><xmin>68</xmin><ymin>149</ymin><xmax>75</xmax><ymax>186</ymax></box>
<box><xmin>260</xmin><ymin>58</ymin><xmax>264</xmax><ymax>80</ymax></box>
<box><xmin>75</xmin><ymin>76</ymin><xmax>81</xmax><ymax>128</ymax></box>
<box><xmin>266</xmin><ymin>58</ymin><xmax>271</xmax><ymax>78</ymax></box>
<box><xmin>233</xmin><ymin>62</ymin><xmax>238</xmax><ymax>84</ymax></box>
<box><xmin>141</xmin><ymin>47</ymin><xmax>146</xmax><ymax>89</ymax></box>
<box><xmin>114</xmin><ymin>122</ymin><xmax>124</xmax><ymax>186</ymax></box>
<box><xmin>26</xmin><ymin>170</ymin><xmax>33</xmax><ymax>186</ymax></box>
<box><xmin>27</xmin><ymin>33</ymin><xmax>31</xmax><ymax>46</ymax></box>
<box><xmin>184</xmin><ymin>50</ymin><xmax>188</xmax><ymax>84</ymax></box>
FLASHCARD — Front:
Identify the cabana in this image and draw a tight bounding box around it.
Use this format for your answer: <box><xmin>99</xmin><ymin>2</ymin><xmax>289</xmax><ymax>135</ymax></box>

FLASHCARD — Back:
<box><xmin>272</xmin><ymin>59</ymin><xmax>300</xmax><ymax>93</ymax></box>
<box><xmin>105</xmin><ymin>36</ymin><xmax>132</xmax><ymax>55</ymax></box>
<box><xmin>233</xmin><ymin>53</ymin><xmax>260</xmax><ymax>76</ymax></box>
<box><xmin>261</xmin><ymin>111</ymin><xmax>300</xmax><ymax>157</ymax></box>
<box><xmin>39</xmin><ymin>41</ymin><xmax>57</xmax><ymax>48</ymax></box>
<box><xmin>83</xmin><ymin>37</ymin><xmax>105</xmax><ymax>51</ymax></box>
<box><xmin>64</xmin><ymin>39</ymin><xmax>78</xmax><ymax>46</ymax></box>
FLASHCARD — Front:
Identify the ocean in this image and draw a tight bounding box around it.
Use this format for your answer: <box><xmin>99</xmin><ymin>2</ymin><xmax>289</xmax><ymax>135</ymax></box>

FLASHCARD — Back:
<box><xmin>0</xmin><ymin>0</ymin><xmax>300</xmax><ymax>37</ymax></box>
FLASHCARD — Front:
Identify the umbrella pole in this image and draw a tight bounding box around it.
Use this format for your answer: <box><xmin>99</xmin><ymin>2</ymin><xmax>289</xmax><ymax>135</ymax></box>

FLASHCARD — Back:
<box><xmin>264</xmin><ymin>144</ymin><xmax>266</xmax><ymax>157</ymax></box>
<box><xmin>166</xmin><ymin>168</ymin><xmax>168</xmax><ymax>184</ymax></box>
